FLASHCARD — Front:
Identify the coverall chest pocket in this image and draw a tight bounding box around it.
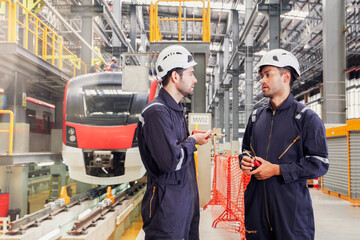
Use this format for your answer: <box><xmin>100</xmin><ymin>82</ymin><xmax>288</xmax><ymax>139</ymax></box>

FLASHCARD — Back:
<box><xmin>278</xmin><ymin>134</ymin><xmax>302</xmax><ymax>162</ymax></box>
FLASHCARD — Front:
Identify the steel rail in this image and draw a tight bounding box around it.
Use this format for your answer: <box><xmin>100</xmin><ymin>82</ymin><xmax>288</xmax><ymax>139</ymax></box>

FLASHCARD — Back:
<box><xmin>69</xmin><ymin>182</ymin><xmax>144</xmax><ymax>235</ymax></box>
<box><xmin>6</xmin><ymin>185</ymin><xmax>109</xmax><ymax>235</ymax></box>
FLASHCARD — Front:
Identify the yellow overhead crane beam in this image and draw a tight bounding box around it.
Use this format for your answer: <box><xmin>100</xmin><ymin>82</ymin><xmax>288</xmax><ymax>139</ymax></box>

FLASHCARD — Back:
<box><xmin>150</xmin><ymin>0</ymin><xmax>211</xmax><ymax>42</ymax></box>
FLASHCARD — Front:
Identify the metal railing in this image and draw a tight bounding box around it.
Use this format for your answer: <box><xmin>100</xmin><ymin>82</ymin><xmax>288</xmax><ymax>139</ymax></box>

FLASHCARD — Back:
<box><xmin>0</xmin><ymin>110</ymin><xmax>14</xmax><ymax>155</ymax></box>
<box><xmin>149</xmin><ymin>0</ymin><xmax>211</xmax><ymax>42</ymax></box>
<box><xmin>0</xmin><ymin>0</ymin><xmax>86</xmax><ymax>76</ymax></box>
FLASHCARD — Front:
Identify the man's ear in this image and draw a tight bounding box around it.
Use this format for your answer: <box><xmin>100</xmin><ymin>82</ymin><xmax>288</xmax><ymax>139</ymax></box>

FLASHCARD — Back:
<box><xmin>170</xmin><ymin>71</ymin><xmax>179</xmax><ymax>83</ymax></box>
<box><xmin>283</xmin><ymin>71</ymin><xmax>291</xmax><ymax>84</ymax></box>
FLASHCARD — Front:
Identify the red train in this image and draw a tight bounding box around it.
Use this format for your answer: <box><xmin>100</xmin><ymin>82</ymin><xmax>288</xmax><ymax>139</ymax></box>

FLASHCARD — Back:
<box><xmin>62</xmin><ymin>72</ymin><xmax>158</xmax><ymax>185</ymax></box>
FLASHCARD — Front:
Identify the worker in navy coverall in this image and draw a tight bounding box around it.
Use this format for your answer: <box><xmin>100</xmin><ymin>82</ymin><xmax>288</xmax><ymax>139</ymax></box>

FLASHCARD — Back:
<box><xmin>137</xmin><ymin>45</ymin><xmax>210</xmax><ymax>240</ymax></box>
<box><xmin>240</xmin><ymin>49</ymin><xmax>329</xmax><ymax>240</ymax></box>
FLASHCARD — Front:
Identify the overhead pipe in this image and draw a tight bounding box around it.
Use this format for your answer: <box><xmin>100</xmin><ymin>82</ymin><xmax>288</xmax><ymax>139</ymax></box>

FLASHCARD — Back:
<box><xmin>207</xmin><ymin>4</ymin><xmax>258</xmax><ymax>112</ymax></box>
<box><xmin>100</xmin><ymin>0</ymin><xmax>139</xmax><ymax>65</ymax></box>
<box><xmin>41</xmin><ymin>0</ymin><xmax>106</xmax><ymax>64</ymax></box>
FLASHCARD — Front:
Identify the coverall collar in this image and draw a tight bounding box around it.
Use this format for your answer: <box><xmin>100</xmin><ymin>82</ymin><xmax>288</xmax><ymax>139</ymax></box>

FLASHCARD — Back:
<box><xmin>266</xmin><ymin>93</ymin><xmax>294</xmax><ymax>111</ymax></box>
<box><xmin>159</xmin><ymin>88</ymin><xmax>184</xmax><ymax>112</ymax></box>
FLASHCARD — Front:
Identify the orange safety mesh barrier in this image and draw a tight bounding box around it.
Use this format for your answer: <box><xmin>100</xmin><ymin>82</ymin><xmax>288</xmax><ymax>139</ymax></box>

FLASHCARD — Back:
<box><xmin>204</xmin><ymin>154</ymin><xmax>251</xmax><ymax>239</ymax></box>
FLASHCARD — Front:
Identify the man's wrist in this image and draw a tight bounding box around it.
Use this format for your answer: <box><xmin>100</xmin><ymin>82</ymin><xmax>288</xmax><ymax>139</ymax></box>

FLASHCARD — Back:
<box><xmin>273</xmin><ymin>164</ymin><xmax>281</xmax><ymax>176</ymax></box>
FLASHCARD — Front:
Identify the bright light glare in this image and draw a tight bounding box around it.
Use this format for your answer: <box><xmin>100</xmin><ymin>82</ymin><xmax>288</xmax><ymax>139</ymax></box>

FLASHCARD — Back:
<box><xmin>78</xmin><ymin>208</ymin><xmax>92</xmax><ymax>220</ymax></box>
<box><xmin>37</xmin><ymin>162</ymin><xmax>55</xmax><ymax>167</ymax></box>
<box><xmin>38</xmin><ymin>228</ymin><xmax>60</xmax><ymax>240</ymax></box>
<box><xmin>282</xmin><ymin>10</ymin><xmax>309</xmax><ymax>20</ymax></box>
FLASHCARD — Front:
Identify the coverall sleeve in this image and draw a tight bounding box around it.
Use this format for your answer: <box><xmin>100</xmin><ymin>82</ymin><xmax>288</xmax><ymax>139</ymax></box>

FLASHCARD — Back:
<box><xmin>280</xmin><ymin>114</ymin><xmax>329</xmax><ymax>183</ymax></box>
<box><xmin>142</xmin><ymin>110</ymin><xmax>197</xmax><ymax>173</ymax></box>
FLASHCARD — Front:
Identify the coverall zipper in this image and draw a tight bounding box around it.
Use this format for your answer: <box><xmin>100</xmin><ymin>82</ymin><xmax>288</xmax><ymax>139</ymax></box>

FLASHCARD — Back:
<box><xmin>250</xmin><ymin>136</ymin><xmax>256</xmax><ymax>156</ymax></box>
<box><xmin>149</xmin><ymin>186</ymin><xmax>156</xmax><ymax>218</ymax></box>
<box><xmin>278</xmin><ymin>135</ymin><xmax>300</xmax><ymax>159</ymax></box>
<box><xmin>263</xmin><ymin>109</ymin><xmax>276</xmax><ymax>232</ymax></box>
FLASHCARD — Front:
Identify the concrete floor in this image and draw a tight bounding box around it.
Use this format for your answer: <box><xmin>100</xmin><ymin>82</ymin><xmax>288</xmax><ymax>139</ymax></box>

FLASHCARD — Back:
<box><xmin>312</xmin><ymin>189</ymin><xmax>360</xmax><ymax>240</ymax></box>
<box><xmin>27</xmin><ymin>185</ymin><xmax>360</xmax><ymax>239</ymax></box>
<box><xmin>135</xmin><ymin>188</ymin><xmax>360</xmax><ymax>240</ymax></box>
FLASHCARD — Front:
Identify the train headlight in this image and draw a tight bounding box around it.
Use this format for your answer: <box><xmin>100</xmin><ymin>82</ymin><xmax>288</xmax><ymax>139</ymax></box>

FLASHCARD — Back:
<box><xmin>66</xmin><ymin>126</ymin><xmax>78</xmax><ymax>147</ymax></box>
<box><xmin>68</xmin><ymin>128</ymin><xmax>75</xmax><ymax>135</ymax></box>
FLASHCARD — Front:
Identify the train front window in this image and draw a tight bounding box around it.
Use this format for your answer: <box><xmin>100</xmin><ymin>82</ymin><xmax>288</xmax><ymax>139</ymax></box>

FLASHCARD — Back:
<box><xmin>66</xmin><ymin>83</ymin><xmax>148</xmax><ymax>126</ymax></box>
<box><xmin>83</xmin><ymin>86</ymin><xmax>131</xmax><ymax>118</ymax></box>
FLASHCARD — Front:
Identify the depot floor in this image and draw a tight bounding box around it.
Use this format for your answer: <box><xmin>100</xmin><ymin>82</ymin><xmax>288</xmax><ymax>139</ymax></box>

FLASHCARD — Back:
<box><xmin>27</xmin><ymin>186</ymin><xmax>360</xmax><ymax>240</ymax></box>
<box><xmin>132</xmin><ymin>188</ymin><xmax>360</xmax><ymax>240</ymax></box>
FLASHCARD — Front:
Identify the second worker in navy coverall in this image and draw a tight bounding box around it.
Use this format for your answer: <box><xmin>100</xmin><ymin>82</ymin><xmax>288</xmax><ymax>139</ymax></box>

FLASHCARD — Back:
<box><xmin>137</xmin><ymin>45</ymin><xmax>210</xmax><ymax>240</ymax></box>
<box><xmin>240</xmin><ymin>49</ymin><xmax>329</xmax><ymax>240</ymax></box>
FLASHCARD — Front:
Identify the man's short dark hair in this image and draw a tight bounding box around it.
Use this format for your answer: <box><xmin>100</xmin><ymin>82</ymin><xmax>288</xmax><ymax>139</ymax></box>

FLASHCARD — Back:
<box><xmin>161</xmin><ymin>68</ymin><xmax>185</xmax><ymax>87</ymax></box>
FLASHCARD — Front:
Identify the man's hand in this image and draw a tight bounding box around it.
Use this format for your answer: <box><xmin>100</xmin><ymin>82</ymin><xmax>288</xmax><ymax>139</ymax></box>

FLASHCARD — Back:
<box><xmin>189</xmin><ymin>130</ymin><xmax>211</xmax><ymax>145</ymax></box>
<box><xmin>240</xmin><ymin>156</ymin><xmax>254</xmax><ymax>175</ymax></box>
<box><xmin>249</xmin><ymin>157</ymin><xmax>281</xmax><ymax>180</ymax></box>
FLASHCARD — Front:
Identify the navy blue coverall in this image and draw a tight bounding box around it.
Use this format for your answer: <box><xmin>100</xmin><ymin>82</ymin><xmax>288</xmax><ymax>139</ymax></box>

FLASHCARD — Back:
<box><xmin>137</xmin><ymin>88</ymin><xmax>199</xmax><ymax>240</ymax></box>
<box><xmin>240</xmin><ymin>94</ymin><xmax>329</xmax><ymax>240</ymax></box>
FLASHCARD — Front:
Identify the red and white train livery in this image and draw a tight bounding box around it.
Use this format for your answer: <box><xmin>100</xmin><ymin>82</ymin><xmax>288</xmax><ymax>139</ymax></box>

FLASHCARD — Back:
<box><xmin>62</xmin><ymin>72</ymin><xmax>158</xmax><ymax>185</ymax></box>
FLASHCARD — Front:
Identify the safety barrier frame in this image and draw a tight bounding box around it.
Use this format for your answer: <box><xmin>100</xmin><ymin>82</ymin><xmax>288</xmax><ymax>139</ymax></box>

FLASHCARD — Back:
<box><xmin>0</xmin><ymin>110</ymin><xmax>14</xmax><ymax>155</ymax></box>
<box><xmin>204</xmin><ymin>154</ymin><xmax>250</xmax><ymax>239</ymax></box>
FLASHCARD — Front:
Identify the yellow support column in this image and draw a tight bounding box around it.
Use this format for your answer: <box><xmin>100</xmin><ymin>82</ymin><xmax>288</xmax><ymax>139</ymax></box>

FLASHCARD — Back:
<box><xmin>6</xmin><ymin>1</ymin><xmax>12</xmax><ymax>42</ymax></box>
<box><xmin>25</xmin><ymin>11</ymin><xmax>29</xmax><ymax>49</ymax></box>
<box><xmin>51</xmin><ymin>35</ymin><xmax>55</xmax><ymax>66</ymax></box>
<box><xmin>205</xmin><ymin>0</ymin><xmax>211</xmax><ymax>42</ymax></box>
<box><xmin>194</xmin><ymin>124</ymin><xmax>199</xmax><ymax>180</ymax></box>
<box><xmin>155</xmin><ymin>4</ymin><xmax>159</xmax><ymax>42</ymax></box>
<box><xmin>59</xmin><ymin>38</ymin><xmax>63</xmax><ymax>70</ymax></box>
<box><xmin>10</xmin><ymin>1</ymin><xmax>17</xmax><ymax>43</ymax></box>
<box><xmin>150</xmin><ymin>1</ymin><xmax>154</xmax><ymax>42</ymax></box>
<box><xmin>42</xmin><ymin>27</ymin><xmax>48</xmax><ymax>60</ymax></box>
<box><xmin>35</xmin><ymin>19</ymin><xmax>39</xmax><ymax>55</ymax></box>
<box><xmin>202</xmin><ymin>2</ymin><xmax>206</xmax><ymax>42</ymax></box>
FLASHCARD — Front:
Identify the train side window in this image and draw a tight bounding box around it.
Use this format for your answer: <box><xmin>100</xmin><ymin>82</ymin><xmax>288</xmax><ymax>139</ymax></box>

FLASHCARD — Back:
<box><xmin>43</xmin><ymin>111</ymin><xmax>52</xmax><ymax>134</ymax></box>
<box><xmin>26</xmin><ymin>109</ymin><xmax>36</xmax><ymax>132</ymax></box>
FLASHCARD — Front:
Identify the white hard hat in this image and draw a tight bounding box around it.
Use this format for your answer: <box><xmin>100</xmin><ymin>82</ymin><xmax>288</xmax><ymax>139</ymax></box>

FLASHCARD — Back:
<box><xmin>95</xmin><ymin>62</ymin><xmax>100</xmax><ymax>66</ymax></box>
<box><xmin>156</xmin><ymin>45</ymin><xmax>197</xmax><ymax>78</ymax></box>
<box><xmin>112</xmin><ymin>56</ymin><xmax>117</xmax><ymax>61</ymax></box>
<box><xmin>258</xmin><ymin>49</ymin><xmax>301</xmax><ymax>78</ymax></box>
